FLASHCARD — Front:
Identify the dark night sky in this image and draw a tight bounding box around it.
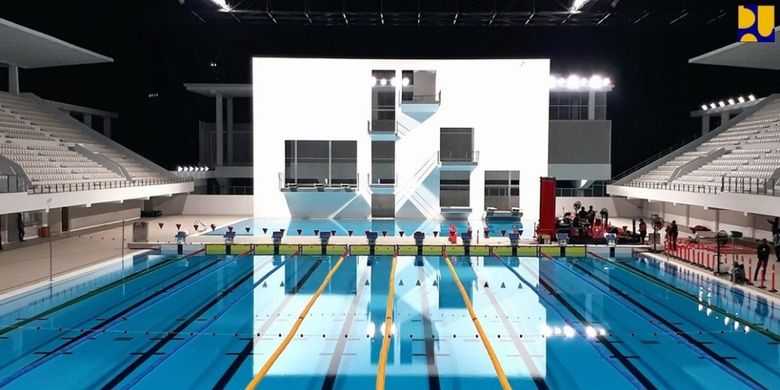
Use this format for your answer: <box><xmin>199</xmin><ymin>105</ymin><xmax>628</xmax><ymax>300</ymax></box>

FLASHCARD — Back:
<box><xmin>0</xmin><ymin>0</ymin><xmax>778</xmax><ymax>173</ymax></box>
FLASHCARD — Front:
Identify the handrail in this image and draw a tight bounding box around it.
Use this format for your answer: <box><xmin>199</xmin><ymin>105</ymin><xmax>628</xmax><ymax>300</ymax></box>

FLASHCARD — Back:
<box><xmin>376</xmin><ymin>253</ymin><xmax>397</xmax><ymax>390</ymax></box>
<box><xmin>245</xmin><ymin>251</ymin><xmax>349</xmax><ymax>390</ymax></box>
<box><xmin>442</xmin><ymin>252</ymin><xmax>512</xmax><ymax>390</ymax></box>
<box><xmin>612</xmin><ymin>133</ymin><xmax>699</xmax><ymax>182</ymax></box>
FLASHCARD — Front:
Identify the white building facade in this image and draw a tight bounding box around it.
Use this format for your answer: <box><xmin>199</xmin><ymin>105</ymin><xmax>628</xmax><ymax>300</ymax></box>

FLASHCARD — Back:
<box><xmin>253</xmin><ymin>58</ymin><xmax>550</xmax><ymax>221</ymax></box>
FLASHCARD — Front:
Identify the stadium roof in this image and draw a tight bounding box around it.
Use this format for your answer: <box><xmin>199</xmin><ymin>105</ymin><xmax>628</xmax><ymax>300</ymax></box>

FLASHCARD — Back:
<box><xmin>689</xmin><ymin>27</ymin><xmax>780</xmax><ymax>70</ymax></box>
<box><xmin>0</xmin><ymin>17</ymin><xmax>113</xmax><ymax>69</ymax></box>
<box><xmin>184</xmin><ymin>83</ymin><xmax>252</xmax><ymax>98</ymax></box>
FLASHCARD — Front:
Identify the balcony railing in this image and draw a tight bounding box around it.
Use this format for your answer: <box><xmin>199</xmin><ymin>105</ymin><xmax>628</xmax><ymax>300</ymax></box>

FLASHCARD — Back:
<box><xmin>367</xmin><ymin>119</ymin><xmax>397</xmax><ymax>134</ymax></box>
<box><xmin>368</xmin><ymin>173</ymin><xmax>397</xmax><ymax>186</ymax></box>
<box><xmin>279</xmin><ymin>172</ymin><xmax>359</xmax><ymax>191</ymax></box>
<box><xmin>400</xmin><ymin>90</ymin><xmax>442</xmax><ymax>104</ymax></box>
<box><xmin>438</xmin><ymin>150</ymin><xmax>479</xmax><ymax>165</ymax></box>
<box><xmin>26</xmin><ymin>177</ymin><xmax>192</xmax><ymax>194</ymax></box>
<box><xmin>622</xmin><ymin>176</ymin><xmax>779</xmax><ymax>197</ymax></box>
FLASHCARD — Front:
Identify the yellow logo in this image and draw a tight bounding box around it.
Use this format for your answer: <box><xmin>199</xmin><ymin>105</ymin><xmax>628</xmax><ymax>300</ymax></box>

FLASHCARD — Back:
<box><xmin>738</xmin><ymin>4</ymin><xmax>775</xmax><ymax>42</ymax></box>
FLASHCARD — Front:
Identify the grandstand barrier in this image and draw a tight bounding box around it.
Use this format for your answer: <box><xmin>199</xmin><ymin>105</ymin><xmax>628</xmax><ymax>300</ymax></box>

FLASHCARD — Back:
<box><xmin>27</xmin><ymin>177</ymin><xmax>192</xmax><ymax>194</ymax></box>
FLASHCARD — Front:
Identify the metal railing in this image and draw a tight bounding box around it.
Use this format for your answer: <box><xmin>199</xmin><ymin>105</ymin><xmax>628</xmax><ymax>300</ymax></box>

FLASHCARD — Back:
<box><xmin>26</xmin><ymin>177</ymin><xmax>192</xmax><ymax>194</ymax></box>
<box><xmin>623</xmin><ymin>176</ymin><xmax>779</xmax><ymax>197</ymax></box>
<box><xmin>279</xmin><ymin>172</ymin><xmax>360</xmax><ymax>190</ymax></box>
<box><xmin>367</xmin><ymin>120</ymin><xmax>397</xmax><ymax>134</ymax></box>
<box><xmin>438</xmin><ymin>150</ymin><xmax>479</xmax><ymax>164</ymax></box>
<box><xmin>0</xmin><ymin>174</ymin><xmax>27</xmax><ymax>193</ymax></box>
<box><xmin>612</xmin><ymin>133</ymin><xmax>700</xmax><ymax>183</ymax></box>
<box><xmin>556</xmin><ymin>182</ymin><xmax>609</xmax><ymax>197</ymax></box>
<box><xmin>400</xmin><ymin>90</ymin><xmax>442</xmax><ymax>104</ymax></box>
<box><xmin>368</xmin><ymin>173</ymin><xmax>397</xmax><ymax>186</ymax></box>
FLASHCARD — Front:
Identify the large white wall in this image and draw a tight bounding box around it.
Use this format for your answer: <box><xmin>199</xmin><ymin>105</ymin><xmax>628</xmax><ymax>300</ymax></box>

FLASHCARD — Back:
<box><xmin>253</xmin><ymin>58</ymin><xmax>549</xmax><ymax>221</ymax></box>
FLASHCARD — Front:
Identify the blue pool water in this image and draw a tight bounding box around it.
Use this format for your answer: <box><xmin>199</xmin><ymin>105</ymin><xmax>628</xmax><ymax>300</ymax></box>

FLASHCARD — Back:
<box><xmin>0</xmin><ymin>251</ymin><xmax>778</xmax><ymax>389</ymax></box>
<box><xmin>205</xmin><ymin>218</ymin><xmax>527</xmax><ymax>238</ymax></box>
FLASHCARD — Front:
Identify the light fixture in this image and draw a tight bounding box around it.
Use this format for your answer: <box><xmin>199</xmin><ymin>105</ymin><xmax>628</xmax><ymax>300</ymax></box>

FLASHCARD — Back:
<box><xmin>210</xmin><ymin>0</ymin><xmax>231</xmax><ymax>11</ymax></box>
<box><xmin>602</xmin><ymin>77</ymin><xmax>611</xmax><ymax>87</ymax></box>
<box><xmin>718</xmin><ymin>101</ymin><xmax>726</xmax><ymax>107</ymax></box>
<box><xmin>549</xmin><ymin>76</ymin><xmax>559</xmax><ymax>88</ymax></box>
<box><xmin>701</xmin><ymin>104</ymin><xmax>708</xmax><ymax>111</ymax></box>
<box><xmin>390</xmin><ymin>77</ymin><xmax>399</xmax><ymax>87</ymax></box>
<box><xmin>585</xmin><ymin>326</ymin><xmax>597</xmax><ymax>339</ymax></box>
<box><xmin>709</xmin><ymin>103</ymin><xmax>717</xmax><ymax>109</ymax></box>
<box><xmin>379</xmin><ymin>78</ymin><xmax>387</xmax><ymax>86</ymax></box>
<box><xmin>540</xmin><ymin>324</ymin><xmax>553</xmax><ymax>337</ymax></box>
<box><xmin>176</xmin><ymin>166</ymin><xmax>183</xmax><ymax>172</ymax></box>
<box><xmin>566</xmin><ymin>75</ymin><xmax>581</xmax><ymax>89</ymax></box>
<box><xmin>728</xmin><ymin>98</ymin><xmax>735</xmax><ymax>105</ymax></box>
<box><xmin>563</xmin><ymin>325</ymin><xmax>575</xmax><ymax>338</ymax></box>
<box><xmin>748</xmin><ymin>94</ymin><xmax>756</xmax><ymax>101</ymax></box>
<box><xmin>402</xmin><ymin>77</ymin><xmax>410</xmax><ymax>87</ymax></box>
<box><xmin>570</xmin><ymin>0</ymin><xmax>591</xmax><ymax>13</ymax></box>
<box><xmin>738</xmin><ymin>96</ymin><xmax>745</xmax><ymax>103</ymax></box>
<box><xmin>588</xmin><ymin>75</ymin><xmax>603</xmax><ymax>89</ymax></box>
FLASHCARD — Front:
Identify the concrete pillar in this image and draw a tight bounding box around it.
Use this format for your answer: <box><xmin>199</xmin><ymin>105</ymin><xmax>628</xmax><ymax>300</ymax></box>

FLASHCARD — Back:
<box><xmin>720</xmin><ymin>112</ymin><xmax>729</xmax><ymax>127</ymax></box>
<box><xmin>227</xmin><ymin>97</ymin><xmax>234</xmax><ymax>165</ymax></box>
<box><xmin>714</xmin><ymin>209</ymin><xmax>720</xmax><ymax>231</ymax></box>
<box><xmin>103</xmin><ymin>117</ymin><xmax>112</xmax><ymax>138</ymax></box>
<box><xmin>685</xmin><ymin>204</ymin><xmax>690</xmax><ymax>227</ymax></box>
<box><xmin>701</xmin><ymin>115</ymin><xmax>710</xmax><ymax>136</ymax></box>
<box><xmin>82</xmin><ymin>113</ymin><xmax>92</xmax><ymax>128</ymax></box>
<box><xmin>215</xmin><ymin>94</ymin><xmax>224</xmax><ymax>167</ymax></box>
<box><xmin>587</xmin><ymin>90</ymin><xmax>596</xmax><ymax>120</ymax></box>
<box><xmin>8</xmin><ymin>65</ymin><xmax>19</xmax><ymax>95</ymax></box>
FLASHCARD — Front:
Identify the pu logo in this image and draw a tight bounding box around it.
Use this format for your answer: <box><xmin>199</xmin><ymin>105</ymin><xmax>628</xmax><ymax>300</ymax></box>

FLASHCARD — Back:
<box><xmin>738</xmin><ymin>4</ymin><xmax>775</xmax><ymax>42</ymax></box>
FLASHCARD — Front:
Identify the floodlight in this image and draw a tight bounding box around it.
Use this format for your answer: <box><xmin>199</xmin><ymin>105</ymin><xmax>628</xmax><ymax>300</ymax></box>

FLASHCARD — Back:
<box><xmin>390</xmin><ymin>77</ymin><xmax>399</xmax><ymax>87</ymax></box>
<box><xmin>602</xmin><ymin>77</ymin><xmax>611</xmax><ymax>87</ymax></box>
<box><xmin>549</xmin><ymin>76</ymin><xmax>559</xmax><ymax>88</ymax></box>
<box><xmin>211</xmin><ymin>0</ymin><xmax>231</xmax><ymax>11</ymax></box>
<box><xmin>738</xmin><ymin>96</ymin><xmax>745</xmax><ymax>103</ymax></box>
<box><xmin>402</xmin><ymin>77</ymin><xmax>410</xmax><ymax>87</ymax></box>
<box><xmin>588</xmin><ymin>75</ymin><xmax>603</xmax><ymax>89</ymax></box>
<box><xmin>566</xmin><ymin>75</ymin><xmax>580</xmax><ymax>89</ymax></box>
<box><xmin>709</xmin><ymin>103</ymin><xmax>717</xmax><ymax>109</ymax></box>
<box><xmin>728</xmin><ymin>98</ymin><xmax>735</xmax><ymax>105</ymax></box>
<box><xmin>379</xmin><ymin>78</ymin><xmax>387</xmax><ymax>86</ymax></box>
<box><xmin>718</xmin><ymin>101</ymin><xmax>726</xmax><ymax>107</ymax></box>
<box><xmin>748</xmin><ymin>95</ymin><xmax>756</xmax><ymax>101</ymax></box>
<box><xmin>176</xmin><ymin>166</ymin><xmax>183</xmax><ymax>172</ymax></box>
<box><xmin>570</xmin><ymin>0</ymin><xmax>591</xmax><ymax>12</ymax></box>
<box><xmin>701</xmin><ymin>105</ymin><xmax>708</xmax><ymax>111</ymax></box>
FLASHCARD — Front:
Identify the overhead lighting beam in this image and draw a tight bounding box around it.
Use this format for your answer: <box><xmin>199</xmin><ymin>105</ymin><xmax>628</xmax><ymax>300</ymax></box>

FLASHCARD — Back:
<box><xmin>570</xmin><ymin>0</ymin><xmax>592</xmax><ymax>13</ymax></box>
<box><xmin>669</xmin><ymin>10</ymin><xmax>688</xmax><ymax>25</ymax></box>
<box><xmin>211</xmin><ymin>0</ymin><xmax>231</xmax><ymax>12</ymax></box>
<box><xmin>597</xmin><ymin>12</ymin><xmax>611</xmax><ymax>25</ymax></box>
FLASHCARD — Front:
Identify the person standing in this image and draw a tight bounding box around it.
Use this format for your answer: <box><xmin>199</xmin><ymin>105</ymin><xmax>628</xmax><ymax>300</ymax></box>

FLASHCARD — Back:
<box><xmin>774</xmin><ymin>231</ymin><xmax>780</xmax><ymax>262</ymax></box>
<box><xmin>16</xmin><ymin>213</ymin><xmax>24</xmax><ymax>242</ymax></box>
<box><xmin>668</xmin><ymin>220</ymin><xmax>679</xmax><ymax>251</ymax></box>
<box><xmin>587</xmin><ymin>206</ymin><xmax>596</xmax><ymax>226</ymax></box>
<box><xmin>638</xmin><ymin>218</ymin><xmax>647</xmax><ymax>244</ymax></box>
<box><xmin>769</xmin><ymin>217</ymin><xmax>780</xmax><ymax>235</ymax></box>
<box><xmin>755</xmin><ymin>239</ymin><xmax>771</xmax><ymax>284</ymax></box>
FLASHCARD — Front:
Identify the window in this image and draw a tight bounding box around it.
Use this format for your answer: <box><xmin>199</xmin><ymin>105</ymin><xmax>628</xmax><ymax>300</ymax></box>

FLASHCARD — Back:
<box><xmin>484</xmin><ymin>170</ymin><xmax>520</xmax><ymax>210</ymax></box>
<box><xmin>440</xmin><ymin>128</ymin><xmax>474</xmax><ymax>162</ymax></box>
<box><xmin>284</xmin><ymin>140</ymin><xmax>357</xmax><ymax>186</ymax></box>
<box><xmin>371</xmin><ymin>141</ymin><xmax>395</xmax><ymax>184</ymax></box>
<box><xmin>440</xmin><ymin>171</ymin><xmax>470</xmax><ymax>207</ymax></box>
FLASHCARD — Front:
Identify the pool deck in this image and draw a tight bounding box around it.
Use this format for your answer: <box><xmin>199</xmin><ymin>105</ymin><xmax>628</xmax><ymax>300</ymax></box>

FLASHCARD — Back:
<box><xmin>0</xmin><ymin>214</ymin><xmax>246</xmax><ymax>295</ymax></box>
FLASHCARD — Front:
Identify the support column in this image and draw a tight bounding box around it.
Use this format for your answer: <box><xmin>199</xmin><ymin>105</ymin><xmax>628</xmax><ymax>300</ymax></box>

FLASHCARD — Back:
<box><xmin>701</xmin><ymin>115</ymin><xmax>710</xmax><ymax>136</ymax></box>
<box><xmin>215</xmin><ymin>94</ymin><xmax>224</xmax><ymax>167</ymax></box>
<box><xmin>587</xmin><ymin>90</ymin><xmax>596</xmax><ymax>120</ymax></box>
<box><xmin>8</xmin><ymin>65</ymin><xmax>19</xmax><ymax>95</ymax></box>
<box><xmin>227</xmin><ymin>97</ymin><xmax>234</xmax><ymax>165</ymax></box>
<box><xmin>82</xmin><ymin>113</ymin><xmax>92</xmax><ymax>129</ymax></box>
<box><xmin>714</xmin><ymin>209</ymin><xmax>720</xmax><ymax>232</ymax></box>
<box><xmin>720</xmin><ymin>112</ymin><xmax>729</xmax><ymax>127</ymax></box>
<box><xmin>103</xmin><ymin>117</ymin><xmax>112</xmax><ymax>138</ymax></box>
<box><xmin>685</xmin><ymin>204</ymin><xmax>690</xmax><ymax>227</ymax></box>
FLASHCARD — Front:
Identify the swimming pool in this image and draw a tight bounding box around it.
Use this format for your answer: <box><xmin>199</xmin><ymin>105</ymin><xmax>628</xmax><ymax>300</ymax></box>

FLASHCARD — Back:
<box><xmin>0</xmin><ymin>250</ymin><xmax>777</xmax><ymax>389</ymax></box>
<box><xmin>204</xmin><ymin>218</ymin><xmax>527</xmax><ymax>238</ymax></box>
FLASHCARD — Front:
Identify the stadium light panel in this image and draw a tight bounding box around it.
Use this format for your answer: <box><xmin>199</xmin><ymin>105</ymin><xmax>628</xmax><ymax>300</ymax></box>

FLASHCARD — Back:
<box><xmin>570</xmin><ymin>0</ymin><xmax>591</xmax><ymax>13</ymax></box>
<box><xmin>701</xmin><ymin>105</ymin><xmax>708</xmax><ymax>111</ymax></box>
<box><xmin>718</xmin><ymin>101</ymin><xmax>725</xmax><ymax>107</ymax></box>
<box><xmin>738</xmin><ymin>96</ymin><xmax>745</xmax><ymax>103</ymax></box>
<box><xmin>211</xmin><ymin>0</ymin><xmax>231</xmax><ymax>11</ymax></box>
<box><xmin>709</xmin><ymin>103</ymin><xmax>716</xmax><ymax>109</ymax></box>
<box><xmin>402</xmin><ymin>77</ymin><xmax>410</xmax><ymax>87</ymax></box>
<box><xmin>748</xmin><ymin>95</ymin><xmax>756</xmax><ymax>101</ymax></box>
<box><xmin>727</xmin><ymin>98</ymin><xmax>735</xmax><ymax>105</ymax></box>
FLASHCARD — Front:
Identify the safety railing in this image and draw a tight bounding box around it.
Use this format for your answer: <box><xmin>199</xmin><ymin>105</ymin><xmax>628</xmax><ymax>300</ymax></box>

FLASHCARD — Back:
<box><xmin>279</xmin><ymin>172</ymin><xmax>360</xmax><ymax>191</ymax></box>
<box><xmin>438</xmin><ymin>150</ymin><xmax>479</xmax><ymax>165</ymax></box>
<box><xmin>556</xmin><ymin>182</ymin><xmax>610</xmax><ymax>197</ymax></box>
<box><xmin>367</xmin><ymin>119</ymin><xmax>397</xmax><ymax>135</ymax></box>
<box><xmin>612</xmin><ymin>133</ymin><xmax>700</xmax><ymax>184</ymax></box>
<box><xmin>624</xmin><ymin>176</ymin><xmax>779</xmax><ymax>197</ymax></box>
<box><xmin>0</xmin><ymin>174</ymin><xmax>27</xmax><ymax>193</ymax></box>
<box><xmin>26</xmin><ymin>177</ymin><xmax>192</xmax><ymax>194</ymax></box>
<box><xmin>368</xmin><ymin>173</ymin><xmax>397</xmax><ymax>187</ymax></box>
<box><xmin>400</xmin><ymin>90</ymin><xmax>442</xmax><ymax>104</ymax></box>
